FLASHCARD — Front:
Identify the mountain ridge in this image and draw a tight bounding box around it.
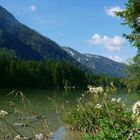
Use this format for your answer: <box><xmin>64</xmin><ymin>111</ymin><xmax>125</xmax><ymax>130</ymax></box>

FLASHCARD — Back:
<box><xmin>63</xmin><ymin>47</ymin><xmax>126</xmax><ymax>77</ymax></box>
<box><xmin>0</xmin><ymin>5</ymin><xmax>79</xmax><ymax>63</ymax></box>
<box><xmin>0</xmin><ymin>5</ymin><xmax>126</xmax><ymax>77</ymax></box>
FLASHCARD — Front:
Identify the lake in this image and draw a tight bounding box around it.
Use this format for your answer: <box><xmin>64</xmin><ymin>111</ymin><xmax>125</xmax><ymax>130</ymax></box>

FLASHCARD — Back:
<box><xmin>0</xmin><ymin>89</ymin><xmax>140</xmax><ymax>140</ymax></box>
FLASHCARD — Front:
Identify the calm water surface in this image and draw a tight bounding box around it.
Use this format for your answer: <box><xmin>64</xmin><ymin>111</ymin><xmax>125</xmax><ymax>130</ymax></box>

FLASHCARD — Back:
<box><xmin>0</xmin><ymin>89</ymin><xmax>140</xmax><ymax>140</ymax></box>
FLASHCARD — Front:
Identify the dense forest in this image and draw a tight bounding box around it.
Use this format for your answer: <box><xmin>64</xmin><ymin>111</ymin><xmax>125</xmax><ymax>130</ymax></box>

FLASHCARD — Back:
<box><xmin>0</xmin><ymin>48</ymin><xmax>124</xmax><ymax>89</ymax></box>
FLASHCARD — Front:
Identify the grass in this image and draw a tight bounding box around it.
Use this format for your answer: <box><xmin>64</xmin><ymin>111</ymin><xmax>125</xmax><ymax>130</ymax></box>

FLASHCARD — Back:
<box><xmin>64</xmin><ymin>84</ymin><xmax>140</xmax><ymax>140</ymax></box>
<box><xmin>1</xmin><ymin>85</ymin><xmax>140</xmax><ymax>139</ymax></box>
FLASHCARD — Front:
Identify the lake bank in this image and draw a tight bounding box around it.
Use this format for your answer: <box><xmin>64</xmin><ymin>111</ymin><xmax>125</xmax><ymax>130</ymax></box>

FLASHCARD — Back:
<box><xmin>0</xmin><ymin>89</ymin><xmax>140</xmax><ymax>140</ymax></box>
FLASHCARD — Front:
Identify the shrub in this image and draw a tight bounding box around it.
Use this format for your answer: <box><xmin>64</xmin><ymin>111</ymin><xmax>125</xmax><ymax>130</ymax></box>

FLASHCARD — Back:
<box><xmin>64</xmin><ymin>84</ymin><xmax>140</xmax><ymax>139</ymax></box>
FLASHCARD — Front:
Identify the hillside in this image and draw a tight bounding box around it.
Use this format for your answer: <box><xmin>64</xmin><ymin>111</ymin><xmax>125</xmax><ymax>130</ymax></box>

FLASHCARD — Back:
<box><xmin>0</xmin><ymin>5</ymin><xmax>126</xmax><ymax>77</ymax></box>
<box><xmin>0</xmin><ymin>5</ymin><xmax>77</xmax><ymax>63</ymax></box>
<box><xmin>63</xmin><ymin>47</ymin><xmax>126</xmax><ymax>77</ymax></box>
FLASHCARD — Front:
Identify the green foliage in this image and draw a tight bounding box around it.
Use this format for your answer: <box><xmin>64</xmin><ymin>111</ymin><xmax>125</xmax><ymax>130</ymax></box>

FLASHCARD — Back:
<box><xmin>116</xmin><ymin>0</ymin><xmax>140</xmax><ymax>92</ymax></box>
<box><xmin>0</xmin><ymin>56</ymin><xmax>87</xmax><ymax>89</ymax></box>
<box><xmin>125</xmin><ymin>52</ymin><xmax>140</xmax><ymax>91</ymax></box>
<box><xmin>0</xmin><ymin>50</ymin><xmax>124</xmax><ymax>89</ymax></box>
<box><xmin>116</xmin><ymin>0</ymin><xmax>140</xmax><ymax>47</ymax></box>
<box><xmin>64</xmin><ymin>85</ymin><xmax>138</xmax><ymax>139</ymax></box>
<box><xmin>85</xmin><ymin>72</ymin><xmax>125</xmax><ymax>88</ymax></box>
<box><xmin>65</xmin><ymin>99</ymin><xmax>133</xmax><ymax>139</ymax></box>
<box><xmin>0</xmin><ymin>48</ymin><xmax>17</xmax><ymax>60</ymax></box>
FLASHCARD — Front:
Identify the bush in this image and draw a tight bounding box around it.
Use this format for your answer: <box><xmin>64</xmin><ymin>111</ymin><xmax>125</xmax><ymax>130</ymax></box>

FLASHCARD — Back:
<box><xmin>64</xmin><ymin>84</ymin><xmax>140</xmax><ymax>139</ymax></box>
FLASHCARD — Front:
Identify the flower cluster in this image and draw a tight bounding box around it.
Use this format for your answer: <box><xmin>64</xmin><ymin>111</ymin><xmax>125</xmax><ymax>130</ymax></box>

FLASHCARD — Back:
<box><xmin>95</xmin><ymin>104</ymin><xmax>102</xmax><ymax>109</ymax></box>
<box><xmin>0</xmin><ymin>110</ymin><xmax>8</xmax><ymax>118</ymax></box>
<box><xmin>14</xmin><ymin>135</ymin><xmax>28</xmax><ymax>140</ymax></box>
<box><xmin>14</xmin><ymin>133</ymin><xmax>45</xmax><ymax>140</ymax></box>
<box><xmin>35</xmin><ymin>133</ymin><xmax>44</xmax><ymax>140</ymax></box>
<box><xmin>132</xmin><ymin>101</ymin><xmax>140</xmax><ymax>117</ymax></box>
<box><xmin>65</xmin><ymin>83</ymin><xmax>140</xmax><ymax>139</ymax></box>
<box><xmin>88</xmin><ymin>85</ymin><xmax>104</xmax><ymax>94</ymax></box>
<box><xmin>111</xmin><ymin>98</ymin><xmax>122</xmax><ymax>103</ymax></box>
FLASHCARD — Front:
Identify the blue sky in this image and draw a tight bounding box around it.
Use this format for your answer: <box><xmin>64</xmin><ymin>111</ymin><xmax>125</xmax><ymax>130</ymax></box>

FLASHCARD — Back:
<box><xmin>0</xmin><ymin>0</ymin><xmax>137</xmax><ymax>63</ymax></box>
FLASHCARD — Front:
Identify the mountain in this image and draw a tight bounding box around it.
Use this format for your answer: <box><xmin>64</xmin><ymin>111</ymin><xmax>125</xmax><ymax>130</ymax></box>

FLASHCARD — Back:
<box><xmin>63</xmin><ymin>47</ymin><xmax>126</xmax><ymax>77</ymax></box>
<box><xmin>0</xmin><ymin>5</ymin><xmax>126</xmax><ymax>77</ymax></box>
<box><xmin>0</xmin><ymin>5</ymin><xmax>78</xmax><ymax>63</ymax></box>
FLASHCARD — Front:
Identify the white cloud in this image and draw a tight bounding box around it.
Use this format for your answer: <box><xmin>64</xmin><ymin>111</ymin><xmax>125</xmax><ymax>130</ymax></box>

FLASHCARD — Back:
<box><xmin>105</xmin><ymin>6</ymin><xmax>124</xmax><ymax>17</ymax></box>
<box><xmin>30</xmin><ymin>5</ymin><xmax>37</xmax><ymax>12</ymax></box>
<box><xmin>89</xmin><ymin>33</ymin><xmax>126</xmax><ymax>51</ymax></box>
<box><xmin>109</xmin><ymin>56</ymin><xmax>124</xmax><ymax>63</ymax></box>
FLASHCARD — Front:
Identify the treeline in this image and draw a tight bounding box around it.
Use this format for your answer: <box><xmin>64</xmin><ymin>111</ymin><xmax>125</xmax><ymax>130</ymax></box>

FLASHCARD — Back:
<box><xmin>0</xmin><ymin>60</ymin><xmax>86</xmax><ymax>89</ymax></box>
<box><xmin>0</xmin><ymin>50</ymin><xmax>125</xmax><ymax>89</ymax></box>
<box><xmin>86</xmin><ymin>72</ymin><xmax>125</xmax><ymax>88</ymax></box>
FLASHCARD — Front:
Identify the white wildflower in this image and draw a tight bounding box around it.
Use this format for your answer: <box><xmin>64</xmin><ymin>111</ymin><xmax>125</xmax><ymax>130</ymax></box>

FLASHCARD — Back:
<box><xmin>117</xmin><ymin>98</ymin><xmax>122</xmax><ymax>103</ymax></box>
<box><xmin>111</xmin><ymin>98</ymin><xmax>116</xmax><ymax>102</ymax></box>
<box><xmin>48</xmin><ymin>132</ymin><xmax>53</xmax><ymax>138</ymax></box>
<box><xmin>111</xmin><ymin>82</ymin><xmax>114</xmax><ymax>87</ymax></box>
<box><xmin>49</xmin><ymin>132</ymin><xmax>53</xmax><ymax>136</ymax></box>
<box><xmin>14</xmin><ymin>135</ymin><xmax>28</xmax><ymax>140</ymax></box>
<box><xmin>88</xmin><ymin>85</ymin><xmax>104</xmax><ymax>94</ymax></box>
<box><xmin>35</xmin><ymin>133</ymin><xmax>44</xmax><ymax>140</ymax></box>
<box><xmin>82</xmin><ymin>93</ymin><xmax>85</xmax><ymax>97</ymax></box>
<box><xmin>14</xmin><ymin>135</ymin><xmax>21</xmax><ymax>140</ymax></box>
<box><xmin>96</xmin><ymin>87</ymin><xmax>104</xmax><ymax>93</ymax></box>
<box><xmin>0</xmin><ymin>110</ymin><xmax>8</xmax><ymax>118</ymax></box>
<box><xmin>132</xmin><ymin>101</ymin><xmax>140</xmax><ymax>116</ymax></box>
<box><xmin>95</xmin><ymin>104</ymin><xmax>102</xmax><ymax>109</ymax></box>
